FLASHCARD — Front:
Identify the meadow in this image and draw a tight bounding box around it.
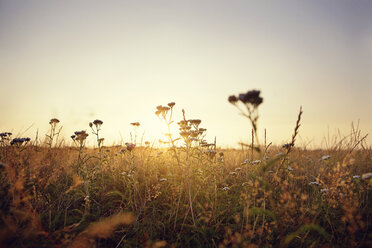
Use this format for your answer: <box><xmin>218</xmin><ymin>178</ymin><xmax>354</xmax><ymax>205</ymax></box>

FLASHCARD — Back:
<box><xmin>0</xmin><ymin>90</ymin><xmax>371</xmax><ymax>248</ymax></box>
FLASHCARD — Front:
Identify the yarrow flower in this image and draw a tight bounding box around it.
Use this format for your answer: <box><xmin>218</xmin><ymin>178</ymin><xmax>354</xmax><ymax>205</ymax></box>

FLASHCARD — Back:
<box><xmin>362</xmin><ymin>172</ymin><xmax>372</xmax><ymax>180</ymax></box>
<box><xmin>353</xmin><ymin>175</ymin><xmax>361</xmax><ymax>179</ymax></box>
<box><xmin>309</xmin><ymin>181</ymin><xmax>320</xmax><ymax>186</ymax></box>
<box><xmin>251</xmin><ymin>160</ymin><xmax>261</xmax><ymax>165</ymax></box>
<box><xmin>222</xmin><ymin>186</ymin><xmax>230</xmax><ymax>191</ymax></box>
<box><xmin>320</xmin><ymin>189</ymin><xmax>329</xmax><ymax>194</ymax></box>
<box><xmin>155</xmin><ymin>105</ymin><xmax>171</xmax><ymax>119</ymax></box>
<box><xmin>322</xmin><ymin>155</ymin><xmax>331</xmax><ymax>161</ymax></box>
<box><xmin>167</xmin><ymin>102</ymin><xmax>175</xmax><ymax>108</ymax></box>
<box><xmin>159</xmin><ymin>178</ymin><xmax>167</xmax><ymax>182</ymax></box>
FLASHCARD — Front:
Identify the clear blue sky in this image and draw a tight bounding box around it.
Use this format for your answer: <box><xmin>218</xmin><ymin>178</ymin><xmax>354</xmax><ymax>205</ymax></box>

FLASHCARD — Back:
<box><xmin>0</xmin><ymin>0</ymin><xmax>371</xmax><ymax>148</ymax></box>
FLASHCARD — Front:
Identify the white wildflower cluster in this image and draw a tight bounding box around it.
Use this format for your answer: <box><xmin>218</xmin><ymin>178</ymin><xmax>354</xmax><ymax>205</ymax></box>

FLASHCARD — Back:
<box><xmin>121</xmin><ymin>170</ymin><xmax>134</xmax><ymax>178</ymax></box>
<box><xmin>321</xmin><ymin>155</ymin><xmax>331</xmax><ymax>161</ymax></box>
<box><xmin>362</xmin><ymin>172</ymin><xmax>372</xmax><ymax>180</ymax></box>
<box><xmin>309</xmin><ymin>181</ymin><xmax>320</xmax><ymax>186</ymax></box>
<box><xmin>251</xmin><ymin>160</ymin><xmax>261</xmax><ymax>165</ymax></box>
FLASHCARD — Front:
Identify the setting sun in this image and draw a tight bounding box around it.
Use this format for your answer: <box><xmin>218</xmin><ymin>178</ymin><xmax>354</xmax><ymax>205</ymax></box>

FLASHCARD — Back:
<box><xmin>0</xmin><ymin>1</ymin><xmax>371</xmax><ymax>247</ymax></box>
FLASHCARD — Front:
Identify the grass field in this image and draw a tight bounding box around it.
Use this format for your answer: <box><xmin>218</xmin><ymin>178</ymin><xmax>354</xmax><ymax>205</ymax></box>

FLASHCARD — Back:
<box><xmin>0</xmin><ymin>91</ymin><xmax>371</xmax><ymax>248</ymax></box>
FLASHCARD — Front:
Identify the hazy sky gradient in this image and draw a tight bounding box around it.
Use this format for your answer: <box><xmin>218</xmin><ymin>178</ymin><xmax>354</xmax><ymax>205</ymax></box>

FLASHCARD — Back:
<box><xmin>0</xmin><ymin>0</ymin><xmax>371</xmax><ymax>148</ymax></box>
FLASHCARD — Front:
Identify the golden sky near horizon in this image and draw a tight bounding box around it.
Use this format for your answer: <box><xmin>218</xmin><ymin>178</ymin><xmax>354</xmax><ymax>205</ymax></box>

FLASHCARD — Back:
<box><xmin>0</xmin><ymin>0</ymin><xmax>371</xmax><ymax>148</ymax></box>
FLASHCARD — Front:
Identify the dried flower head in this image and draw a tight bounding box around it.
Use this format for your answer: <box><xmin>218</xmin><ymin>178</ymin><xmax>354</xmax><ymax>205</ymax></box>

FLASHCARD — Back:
<box><xmin>167</xmin><ymin>102</ymin><xmax>176</xmax><ymax>108</ymax></box>
<box><xmin>49</xmin><ymin>118</ymin><xmax>60</xmax><ymax>125</ymax></box>
<box><xmin>93</xmin><ymin>119</ymin><xmax>103</xmax><ymax>127</ymax></box>
<box><xmin>74</xmin><ymin>130</ymin><xmax>89</xmax><ymax>143</ymax></box>
<box><xmin>125</xmin><ymin>142</ymin><xmax>136</xmax><ymax>152</ymax></box>
<box><xmin>130</xmin><ymin>122</ymin><xmax>140</xmax><ymax>127</ymax></box>
<box><xmin>228</xmin><ymin>95</ymin><xmax>238</xmax><ymax>104</ymax></box>
<box><xmin>10</xmin><ymin>137</ymin><xmax>30</xmax><ymax>146</ymax></box>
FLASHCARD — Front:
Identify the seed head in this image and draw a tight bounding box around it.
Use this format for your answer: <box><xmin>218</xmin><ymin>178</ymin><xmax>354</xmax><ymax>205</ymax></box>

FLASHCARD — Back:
<box><xmin>228</xmin><ymin>95</ymin><xmax>238</xmax><ymax>104</ymax></box>
<box><xmin>93</xmin><ymin>119</ymin><xmax>103</xmax><ymax>126</ymax></box>
<box><xmin>49</xmin><ymin>118</ymin><xmax>60</xmax><ymax>125</ymax></box>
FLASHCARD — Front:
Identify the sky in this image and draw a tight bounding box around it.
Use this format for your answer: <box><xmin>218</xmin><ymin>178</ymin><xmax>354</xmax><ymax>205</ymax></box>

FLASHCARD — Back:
<box><xmin>0</xmin><ymin>0</ymin><xmax>371</xmax><ymax>148</ymax></box>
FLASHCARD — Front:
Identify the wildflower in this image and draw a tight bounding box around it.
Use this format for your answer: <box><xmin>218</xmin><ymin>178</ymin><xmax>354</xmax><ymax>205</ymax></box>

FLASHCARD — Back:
<box><xmin>10</xmin><ymin>137</ymin><xmax>30</xmax><ymax>146</ymax></box>
<box><xmin>251</xmin><ymin>160</ymin><xmax>261</xmax><ymax>165</ymax></box>
<box><xmin>309</xmin><ymin>181</ymin><xmax>320</xmax><ymax>186</ymax></box>
<box><xmin>204</xmin><ymin>150</ymin><xmax>217</xmax><ymax>158</ymax></box>
<box><xmin>232</xmin><ymin>90</ymin><xmax>263</xmax><ymax>106</ymax></box>
<box><xmin>130</xmin><ymin>122</ymin><xmax>140</xmax><ymax>127</ymax></box>
<box><xmin>189</xmin><ymin>119</ymin><xmax>201</xmax><ymax>126</ymax></box>
<box><xmin>190</xmin><ymin>130</ymin><xmax>198</xmax><ymax>138</ymax></box>
<box><xmin>121</xmin><ymin>172</ymin><xmax>126</xmax><ymax>176</ymax></box>
<box><xmin>93</xmin><ymin>119</ymin><xmax>103</xmax><ymax>126</ymax></box>
<box><xmin>125</xmin><ymin>143</ymin><xmax>136</xmax><ymax>151</ymax></box>
<box><xmin>177</xmin><ymin>120</ymin><xmax>188</xmax><ymax>126</ymax></box>
<box><xmin>180</xmin><ymin>131</ymin><xmax>191</xmax><ymax>139</ymax></box>
<box><xmin>71</xmin><ymin>135</ymin><xmax>76</xmax><ymax>140</ymax></box>
<box><xmin>320</xmin><ymin>189</ymin><xmax>329</xmax><ymax>194</ymax></box>
<box><xmin>222</xmin><ymin>186</ymin><xmax>230</xmax><ymax>191</ymax></box>
<box><xmin>84</xmin><ymin>195</ymin><xmax>90</xmax><ymax>202</ymax></box>
<box><xmin>159</xmin><ymin>178</ymin><xmax>167</xmax><ymax>182</ymax></box>
<box><xmin>199</xmin><ymin>128</ymin><xmax>207</xmax><ymax>133</ymax></box>
<box><xmin>74</xmin><ymin>130</ymin><xmax>89</xmax><ymax>142</ymax></box>
<box><xmin>0</xmin><ymin>132</ymin><xmax>9</xmax><ymax>138</ymax></box>
<box><xmin>235</xmin><ymin>167</ymin><xmax>241</xmax><ymax>171</ymax></box>
<box><xmin>362</xmin><ymin>172</ymin><xmax>372</xmax><ymax>180</ymax></box>
<box><xmin>49</xmin><ymin>118</ymin><xmax>60</xmax><ymax>125</ymax></box>
<box><xmin>353</xmin><ymin>175</ymin><xmax>361</xmax><ymax>179</ymax></box>
<box><xmin>229</xmin><ymin>171</ymin><xmax>237</xmax><ymax>176</ymax></box>
<box><xmin>167</xmin><ymin>102</ymin><xmax>175</xmax><ymax>108</ymax></box>
<box><xmin>228</xmin><ymin>95</ymin><xmax>238</xmax><ymax>104</ymax></box>
<box><xmin>287</xmin><ymin>166</ymin><xmax>294</xmax><ymax>171</ymax></box>
<box><xmin>242</xmin><ymin>182</ymin><xmax>249</xmax><ymax>186</ymax></box>
<box><xmin>242</xmin><ymin>159</ymin><xmax>249</xmax><ymax>165</ymax></box>
<box><xmin>282</xmin><ymin>143</ymin><xmax>294</xmax><ymax>149</ymax></box>
<box><xmin>268</xmin><ymin>170</ymin><xmax>274</xmax><ymax>173</ymax></box>
<box><xmin>322</xmin><ymin>155</ymin><xmax>331</xmax><ymax>161</ymax></box>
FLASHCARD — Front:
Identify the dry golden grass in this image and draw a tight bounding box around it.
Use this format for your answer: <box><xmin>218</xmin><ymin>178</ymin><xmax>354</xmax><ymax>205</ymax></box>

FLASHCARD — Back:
<box><xmin>0</xmin><ymin>93</ymin><xmax>371</xmax><ymax>247</ymax></box>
